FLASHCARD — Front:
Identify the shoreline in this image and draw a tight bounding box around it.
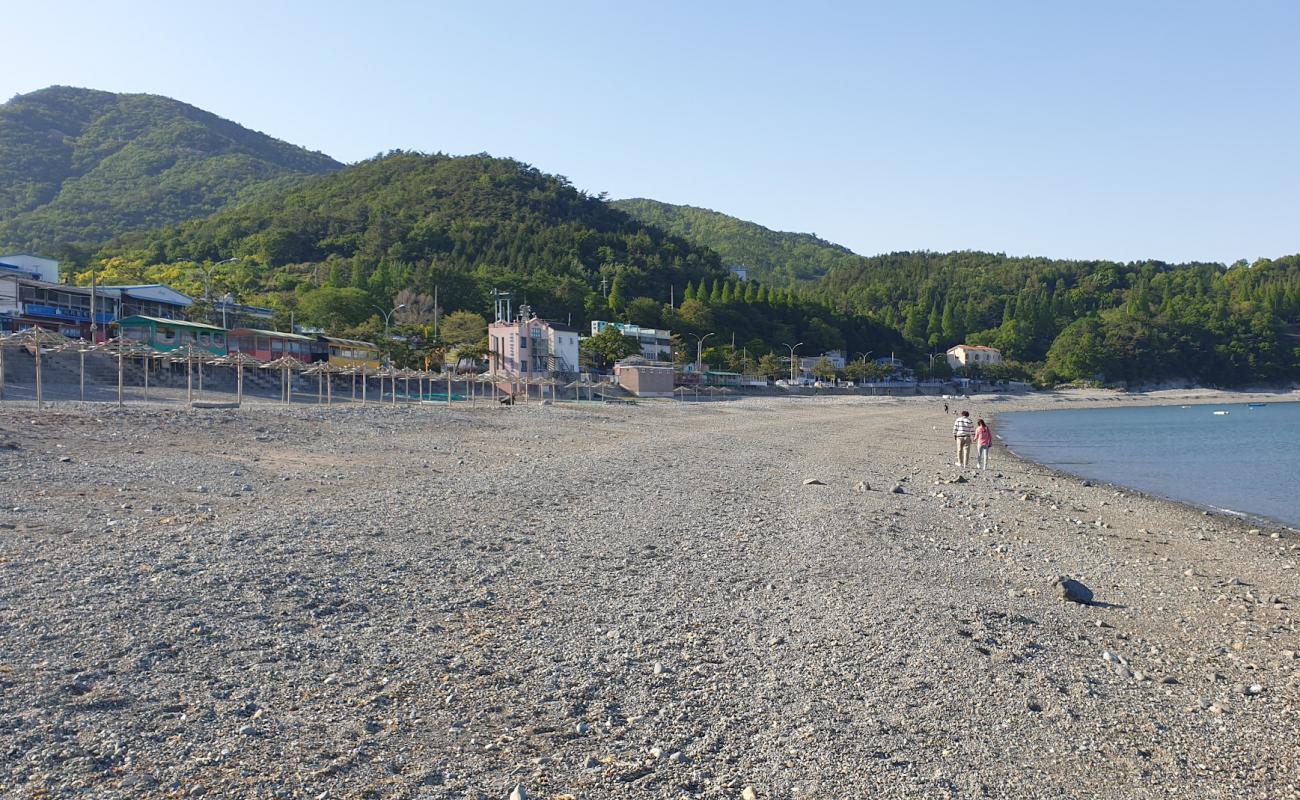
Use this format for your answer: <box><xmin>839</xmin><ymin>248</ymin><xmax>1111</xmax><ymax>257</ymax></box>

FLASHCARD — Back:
<box><xmin>986</xmin><ymin>394</ymin><xmax>1300</xmax><ymax>535</ymax></box>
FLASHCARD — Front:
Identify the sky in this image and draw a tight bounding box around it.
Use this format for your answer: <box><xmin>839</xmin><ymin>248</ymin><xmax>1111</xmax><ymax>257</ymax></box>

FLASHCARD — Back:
<box><xmin>4</xmin><ymin>0</ymin><xmax>1298</xmax><ymax>264</ymax></box>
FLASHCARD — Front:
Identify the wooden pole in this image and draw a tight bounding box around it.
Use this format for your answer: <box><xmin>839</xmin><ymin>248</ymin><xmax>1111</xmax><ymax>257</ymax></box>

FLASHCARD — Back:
<box><xmin>34</xmin><ymin>340</ymin><xmax>43</xmax><ymax>410</ymax></box>
<box><xmin>186</xmin><ymin>356</ymin><xmax>193</xmax><ymax>404</ymax></box>
<box><xmin>80</xmin><ymin>347</ymin><xmax>86</xmax><ymax>402</ymax></box>
<box><xmin>117</xmin><ymin>348</ymin><xmax>124</xmax><ymax>408</ymax></box>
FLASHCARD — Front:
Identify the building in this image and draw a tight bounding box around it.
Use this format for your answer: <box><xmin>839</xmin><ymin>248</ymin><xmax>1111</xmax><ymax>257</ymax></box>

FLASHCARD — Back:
<box><xmin>590</xmin><ymin>320</ymin><xmax>673</xmax><ymax>361</ymax></box>
<box><xmin>116</xmin><ymin>315</ymin><xmax>228</xmax><ymax>355</ymax></box>
<box><xmin>321</xmin><ymin>336</ymin><xmax>381</xmax><ymax>370</ymax></box>
<box><xmin>614</xmin><ymin>357</ymin><xmax>675</xmax><ymax>397</ymax></box>
<box><xmin>489</xmin><ymin>306</ymin><xmax>580</xmax><ymax>382</ymax></box>
<box><xmin>729</xmin><ymin>265</ymin><xmax>749</xmax><ymax>282</ymax></box>
<box><xmin>0</xmin><ymin>253</ymin><xmax>60</xmax><ymax>283</ymax></box>
<box><xmin>799</xmin><ymin>349</ymin><xmax>847</xmax><ymax>374</ymax></box>
<box><xmin>946</xmin><ymin>344</ymin><xmax>1003</xmax><ymax>370</ymax></box>
<box><xmin>0</xmin><ymin>275</ymin><xmax>116</xmax><ymax>336</ymax></box>
<box><xmin>102</xmin><ymin>284</ymin><xmax>194</xmax><ymax>320</ymax></box>
<box><xmin>228</xmin><ymin>328</ymin><xmax>327</xmax><ymax>363</ymax></box>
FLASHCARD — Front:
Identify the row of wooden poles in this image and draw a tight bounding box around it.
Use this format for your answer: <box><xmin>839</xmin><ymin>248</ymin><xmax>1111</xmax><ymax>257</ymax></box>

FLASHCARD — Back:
<box><xmin>0</xmin><ymin>328</ymin><xmax>610</xmax><ymax>410</ymax></box>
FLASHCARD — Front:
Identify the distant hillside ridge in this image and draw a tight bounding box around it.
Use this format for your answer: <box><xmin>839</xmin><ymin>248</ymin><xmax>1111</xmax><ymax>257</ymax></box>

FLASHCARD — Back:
<box><xmin>611</xmin><ymin>197</ymin><xmax>870</xmax><ymax>285</ymax></box>
<box><xmin>0</xmin><ymin>85</ymin><xmax>342</xmax><ymax>252</ymax></box>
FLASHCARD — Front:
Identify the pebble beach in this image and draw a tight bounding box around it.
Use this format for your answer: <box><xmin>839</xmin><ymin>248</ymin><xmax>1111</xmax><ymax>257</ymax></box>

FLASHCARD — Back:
<box><xmin>1</xmin><ymin>390</ymin><xmax>1297</xmax><ymax>798</ymax></box>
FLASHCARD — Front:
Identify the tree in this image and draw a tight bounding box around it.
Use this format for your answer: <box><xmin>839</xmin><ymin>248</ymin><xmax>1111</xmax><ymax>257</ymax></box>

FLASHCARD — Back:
<box><xmin>812</xmin><ymin>356</ymin><xmax>838</xmax><ymax>381</ymax></box>
<box><xmin>582</xmin><ymin>325</ymin><xmax>641</xmax><ymax>368</ymax></box>
<box><xmin>624</xmin><ymin>297</ymin><xmax>662</xmax><ymax>328</ymax></box>
<box><xmin>608</xmin><ymin>275</ymin><xmax>627</xmax><ymax>313</ymax></box>
<box><xmin>758</xmin><ymin>353</ymin><xmax>783</xmax><ymax>379</ymax></box>
<box><xmin>393</xmin><ymin>288</ymin><xmax>435</xmax><ymax>325</ymax></box>
<box><xmin>441</xmin><ymin>310</ymin><xmax>488</xmax><ymax>346</ymax></box>
<box><xmin>297</xmin><ymin>287</ymin><xmax>374</xmax><ymax>330</ymax></box>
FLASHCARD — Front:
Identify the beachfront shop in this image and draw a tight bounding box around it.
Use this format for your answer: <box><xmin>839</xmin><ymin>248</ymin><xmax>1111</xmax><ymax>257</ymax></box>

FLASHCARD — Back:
<box><xmin>228</xmin><ymin>328</ymin><xmax>327</xmax><ymax>363</ymax></box>
<box><xmin>321</xmin><ymin>336</ymin><xmax>381</xmax><ymax>370</ymax></box>
<box><xmin>116</xmin><ymin>315</ymin><xmax>228</xmax><ymax>355</ymax></box>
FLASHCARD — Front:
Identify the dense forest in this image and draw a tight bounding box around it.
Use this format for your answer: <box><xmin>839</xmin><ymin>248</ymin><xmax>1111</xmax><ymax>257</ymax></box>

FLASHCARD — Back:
<box><xmin>0</xmin><ymin>86</ymin><xmax>340</xmax><ymax>252</ymax></box>
<box><xmin>88</xmin><ymin>152</ymin><xmax>903</xmax><ymax>365</ymax></box>
<box><xmin>612</xmin><ymin>198</ymin><xmax>865</xmax><ymax>285</ymax></box>
<box><xmin>811</xmin><ymin>251</ymin><xmax>1300</xmax><ymax>386</ymax></box>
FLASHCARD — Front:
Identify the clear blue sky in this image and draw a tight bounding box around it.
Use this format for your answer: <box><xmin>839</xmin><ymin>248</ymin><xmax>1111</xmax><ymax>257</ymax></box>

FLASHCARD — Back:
<box><xmin>5</xmin><ymin>1</ymin><xmax>1298</xmax><ymax>264</ymax></box>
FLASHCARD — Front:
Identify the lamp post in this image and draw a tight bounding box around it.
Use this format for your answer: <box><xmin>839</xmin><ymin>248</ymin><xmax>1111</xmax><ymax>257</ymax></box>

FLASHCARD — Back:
<box><xmin>783</xmin><ymin>341</ymin><xmax>803</xmax><ymax>384</ymax></box>
<box><xmin>194</xmin><ymin>258</ymin><xmax>238</xmax><ymax>324</ymax></box>
<box><xmin>688</xmin><ymin>332</ymin><xmax>714</xmax><ymax>376</ymax></box>
<box><xmin>374</xmin><ymin>303</ymin><xmax>407</xmax><ymax>367</ymax></box>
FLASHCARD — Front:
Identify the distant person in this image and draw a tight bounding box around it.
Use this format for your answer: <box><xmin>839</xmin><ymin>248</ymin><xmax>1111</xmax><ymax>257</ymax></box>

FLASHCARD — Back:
<box><xmin>943</xmin><ymin>401</ymin><xmax>949</xmax><ymax>413</ymax></box>
<box><xmin>952</xmin><ymin>410</ymin><xmax>974</xmax><ymax>467</ymax></box>
<box><xmin>975</xmin><ymin>418</ymin><xmax>992</xmax><ymax>470</ymax></box>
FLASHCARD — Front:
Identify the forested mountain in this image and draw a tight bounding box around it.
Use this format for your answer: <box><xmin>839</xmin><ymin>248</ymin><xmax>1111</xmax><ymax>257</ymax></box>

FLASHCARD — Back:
<box><xmin>613</xmin><ymin>198</ymin><xmax>1300</xmax><ymax>386</ymax></box>
<box><xmin>811</xmin><ymin>251</ymin><xmax>1300</xmax><ymax>386</ymax></box>
<box><xmin>612</xmin><ymin>198</ymin><xmax>865</xmax><ymax>285</ymax></box>
<box><xmin>0</xmin><ymin>86</ymin><xmax>341</xmax><ymax>252</ymax></box>
<box><xmin>91</xmin><ymin>151</ymin><xmax>903</xmax><ymax>365</ymax></box>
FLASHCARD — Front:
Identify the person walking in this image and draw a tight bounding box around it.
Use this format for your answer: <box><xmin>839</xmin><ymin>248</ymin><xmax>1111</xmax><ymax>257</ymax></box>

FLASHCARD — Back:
<box><xmin>974</xmin><ymin>418</ymin><xmax>993</xmax><ymax>470</ymax></box>
<box><xmin>952</xmin><ymin>410</ymin><xmax>974</xmax><ymax>467</ymax></box>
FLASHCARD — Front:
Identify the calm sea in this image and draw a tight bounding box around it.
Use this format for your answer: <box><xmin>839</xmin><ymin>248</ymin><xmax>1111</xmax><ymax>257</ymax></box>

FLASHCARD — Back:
<box><xmin>998</xmin><ymin>401</ymin><xmax>1300</xmax><ymax>529</ymax></box>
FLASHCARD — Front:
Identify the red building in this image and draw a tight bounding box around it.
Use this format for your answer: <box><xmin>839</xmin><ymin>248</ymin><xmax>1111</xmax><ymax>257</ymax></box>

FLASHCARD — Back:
<box><xmin>228</xmin><ymin>328</ymin><xmax>326</xmax><ymax>363</ymax></box>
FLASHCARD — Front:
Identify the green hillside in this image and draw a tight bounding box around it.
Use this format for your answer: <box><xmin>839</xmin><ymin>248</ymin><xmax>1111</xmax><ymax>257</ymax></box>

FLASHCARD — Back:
<box><xmin>96</xmin><ymin>152</ymin><xmax>905</xmax><ymax>365</ymax></box>
<box><xmin>0</xmin><ymin>86</ymin><xmax>341</xmax><ymax>252</ymax></box>
<box><xmin>611</xmin><ymin>197</ymin><xmax>867</xmax><ymax>285</ymax></box>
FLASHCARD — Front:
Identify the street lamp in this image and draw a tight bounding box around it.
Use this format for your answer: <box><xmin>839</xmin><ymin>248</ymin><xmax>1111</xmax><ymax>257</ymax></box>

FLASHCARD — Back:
<box><xmin>375</xmin><ymin>303</ymin><xmax>408</xmax><ymax>338</ymax></box>
<box><xmin>193</xmin><ymin>258</ymin><xmax>238</xmax><ymax>326</ymax></box>
<box><xmin>688</xmin><ymin>332</ymin><xmax>714</xmax><ymax>376</ymax></box>
<box><xmin>782</xmin><ymin>341</ymin><xmax>803</xmax><ymax>384</ymax></box>
<box><xmin>374</xmin><ymin>303</ymin><xmax>408</xmax><ymax>367</ymax></box>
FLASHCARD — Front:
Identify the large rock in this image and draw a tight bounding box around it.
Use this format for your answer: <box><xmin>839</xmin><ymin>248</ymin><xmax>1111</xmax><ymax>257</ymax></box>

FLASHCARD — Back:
<box><xmin>1052</xmin><ymin>576</ymin><xmax>1094</xmax><ymax>605</ymax></box>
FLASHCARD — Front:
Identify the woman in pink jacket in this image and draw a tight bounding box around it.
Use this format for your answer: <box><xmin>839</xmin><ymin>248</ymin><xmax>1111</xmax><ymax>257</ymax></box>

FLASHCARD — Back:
<box><xmin>974</xmin><ymin>419</ymin><xmax>993</xmax><ymax>470</ymax></box>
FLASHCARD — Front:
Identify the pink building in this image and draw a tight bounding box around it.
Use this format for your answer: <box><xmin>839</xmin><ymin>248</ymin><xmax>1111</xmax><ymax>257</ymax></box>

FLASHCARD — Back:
<box><xmin>488</xmin><ymin>313</ymin><xmax>580</xmax><ymax>384</ymax></box>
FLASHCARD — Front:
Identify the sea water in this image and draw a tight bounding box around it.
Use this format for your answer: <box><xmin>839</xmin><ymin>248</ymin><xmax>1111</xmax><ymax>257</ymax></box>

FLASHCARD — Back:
<box><xmin>998</xmin><ymin>401</ymin><xmax>1300</xmax><ymax>529</ymax></box>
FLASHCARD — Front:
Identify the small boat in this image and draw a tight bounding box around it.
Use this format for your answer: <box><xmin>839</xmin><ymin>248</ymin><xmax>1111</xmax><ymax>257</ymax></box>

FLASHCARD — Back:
<box><xmin>1213</xmin><ymin>410</ymin><xmax>1230</xmax><ymax>416</ymax></box>
<box><xmin>1248</xmin><ymin>403</ymin><xmax>1267</xmax><ymax>409</ymax></box>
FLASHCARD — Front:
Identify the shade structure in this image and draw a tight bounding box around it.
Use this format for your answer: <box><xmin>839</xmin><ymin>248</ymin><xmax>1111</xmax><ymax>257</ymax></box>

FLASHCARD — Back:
<box><xmin>165</xmin><ymin>343</ymin><xmax>216</xmax><ymax>405</ymax></box>
<box><xmin>260</xmin><ymin>355</ymin><xmax>306</xmax><ymax>405</ymax></box>
<box><xmin>96</xmin><ymin>337</ymin><xmax>151</xmax><ymax>408</ymax></box>
<box><xmin>2</xmin><ymin>327</ymin><xmax>71</xmax><ymax>409</ymax></box>
<box><xmin>301</xmin><ymin>361</ymin><xmax>342</xmax><ymax>405</ymax></box>
<box><xmin>209</xmin><ymin>351</ymin><xmax>264</xmax><ymax>405</ymax></box>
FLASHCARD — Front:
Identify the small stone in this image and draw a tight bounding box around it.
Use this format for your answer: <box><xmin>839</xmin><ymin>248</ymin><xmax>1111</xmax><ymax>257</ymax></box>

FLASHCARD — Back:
<box><xmin>652</xmin><ymin>661</ymin><xmax>667</xmax><ymax>675</ymax></box>
<box><xmin>575</xmin><ymin>722</ymin><xmax>589</xmax><ymax>735</ymax></box>
<box><xmin>853</xmin><ymin>480</ymin><xmax>868</xmax><ymax>493</ymax></box>
<box><xmin>196</xmin><ymin>485</ymin><xmax>208</xmax><ymax>493</ymax></box>
<box><xmin>237</xmin><ymin>725</ymin><xmax>255</xmax><ymax>736</ymax></box>
<box><xmin>742</xmin><ymin>787</ymin><xmax>759</xmax><ymax>800</ymax></box>
<box><xmin>802</xmin><ymin>478</ymin><xmax>826</xmax><ymax>486</ymax></box>
<box><xmin>509</xmin><ymin>784</ymin><xmax>528</xmax><ymax>800</ymax></box>
<box><xmin>891</xmin><ymin>485</ymin><xmax>905</xmax><ymax>494</ymax></box>
<box><xmin>1081</xmin><ymin>480</ymin><xmax>1092</xmax><ymax>487</ymax></box>
<box><xmin>584</xmin><ymin>755</ymin><xmax>600</xmax><ymax>769</ymax></box>
<box><xmin>59</xmin><ymin>456</ymin><xmax>72</xmax><ymax>463</ymax></box>
<box><xmin>1246</xmin><ymin>683</ymin><xmax>1264</xmax><ymax>696</ymax></box>
<box><xmin>649</xmin><ymin>746</ymin><xmax>662</xmax><ymax>759</ymax></box>
<box><xmin>241</xmin><ymin>484</ymin><xmax>253</xmax><ymax>492</ymax></box>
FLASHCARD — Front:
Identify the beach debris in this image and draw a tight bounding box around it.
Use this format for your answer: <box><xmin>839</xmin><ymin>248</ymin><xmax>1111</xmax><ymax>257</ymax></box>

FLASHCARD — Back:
<box><xmin>802</xmin><ymin>478</ymin><xmax>826</xmax><ymax>486</ymax></box>
<box><xmin>1052</xmin><ymin>575</ymin><xmax>1094</xmax><ymax>605</ymax></box>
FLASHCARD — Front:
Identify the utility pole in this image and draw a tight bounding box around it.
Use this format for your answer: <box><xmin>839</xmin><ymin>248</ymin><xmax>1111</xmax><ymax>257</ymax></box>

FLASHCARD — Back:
<box><xmin>601</xmin><ymin>276</ymin><xmax>608</xmax><ymax>298</ymax></box>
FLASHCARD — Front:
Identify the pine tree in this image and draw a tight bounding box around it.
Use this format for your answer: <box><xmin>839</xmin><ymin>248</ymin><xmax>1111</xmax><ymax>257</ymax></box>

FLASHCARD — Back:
<box><xmin>709</xmin><ymin>279</ymin><xmax>723</xmax><ymax>304</ymax></box>
<box><xmin>720</xmin><ymin>282</ymin><xmax>734</xmax><ymax>303</ymax></box>
<box><xmin>683</xmin><ymin>280</ymin><xmax>696</xmax><ymax>301</ymax></box>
